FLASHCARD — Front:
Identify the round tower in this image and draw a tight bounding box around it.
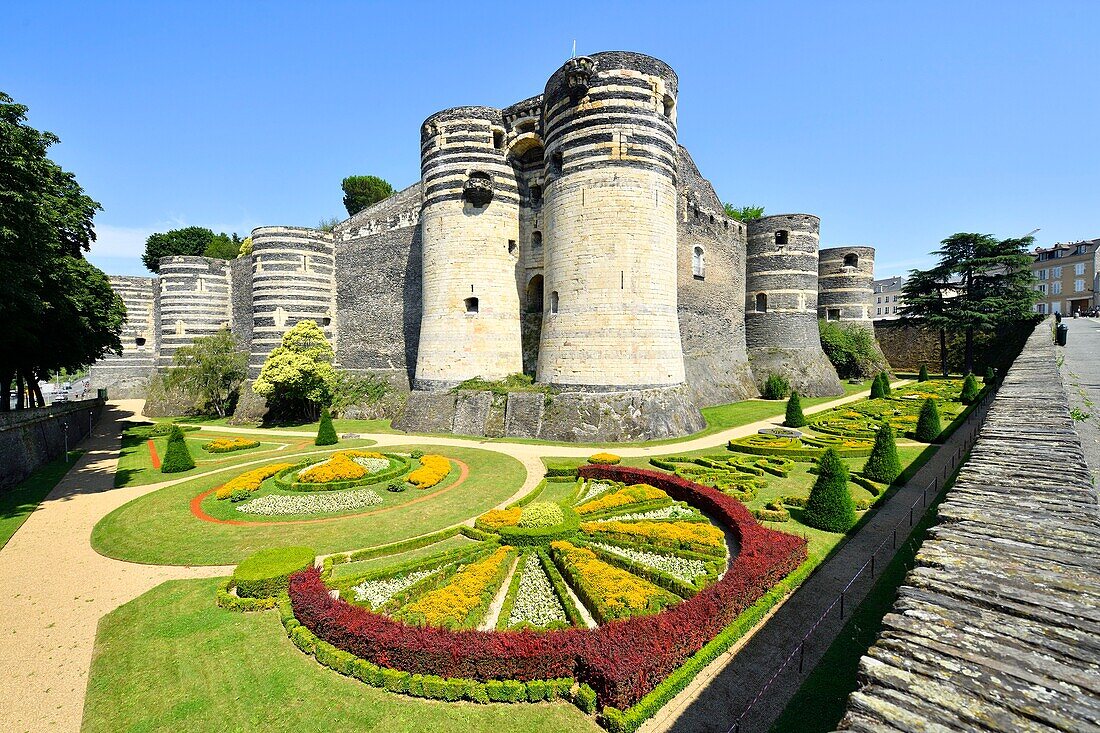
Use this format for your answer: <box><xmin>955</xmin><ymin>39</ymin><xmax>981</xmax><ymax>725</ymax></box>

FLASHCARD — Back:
<box><xmin>414</xmin><ymin>106</ymin><xmax>523</xmax><ymax>388</ymax></box>
<box><xmin>156</xmin><ymin>256</ymin><xmax>231</xmax><ymax>368</ymax></box>
<box><xmin>745</xmin><ymin>214</ymin><xmax>843</xmax><ymax>395</ymax></box>
<box><xmin>249</xmin><ymin>226</ymin><xmax>336</xmax><ymax>374</ymax></box>
<box><xmin>818</xmin><ymin>246</ymin><xmax>876</xmax><ymax>329</ymax></box>
<box><xmin>537</xmin><ymin>51</ymin><xmax>685</xmax><ymax>389</ymax></box>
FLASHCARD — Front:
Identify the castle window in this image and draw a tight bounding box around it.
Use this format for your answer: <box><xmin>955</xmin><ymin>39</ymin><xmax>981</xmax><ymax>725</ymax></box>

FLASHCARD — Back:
<box><xmin>508</xmin><ymin>240</ymin><xmax>517</xmax><ymax>255</ymax></box>
<box><xmin>662</xmin><ymin>94</ymin><xmax>675</xmax><ymax>121</ymax></box>
<box><xmin>492</xmin><ymin>129</ymin><xmax>504</xmax><ymax>150</ymax></box>
<box><xmin>827</xmin><ymin>308</ymin><xmax>841</xmax><ymax>321</ymax></box>
<box><xmin>322</xmin><ymin>316</ymin><xmax>331</xmax><ymax>327</ymax></box>
<box><xmin>175</xmin><ymin>319</ymin><xmax>185</xmax><ymax>336</ymax></box>
<box><xmin>464</xmin><ymin>297</ymin><xmax>479</xmax><ymax>315</ymax></box>
<box><xmin>549</xmin><ymin>291</ymin><xmax>559</xmax><ymax>314</ymax></box>
<box><xmin>843</xmin><ymin>253</ymin><xmax>858</xmax><ymax>268</ymax></box>
<box><xmin>532</xmin><ymin>231</ymin><xmax>543</xmax><ymax>248</ymax></box>
<box><xmin>549</xmin><ymin>151</ymin><xmax>563</xmax><ymax>175</ymax></box>
<box><xmin>526</xmin><ymin>275</ymin><xmax>544</xmax><ymax>313</ymax></box>
<box><xmin>755</xmin><ymin>293</ymin><xmax>768</xmax><ymax>313</ymax></box>
<box><xmin>135</xmin><ymin>337</ymin><xmax>146</xmax><ymax>347</ymax></box>
<box><xmin>516</xmin><ymin>120</ymin><xmax>536</xmax><ymax>134</ymax></box>
<box><xmin>530</xmin><ymin>185</ymin><xmax>542</xmax><ymax>206</ymax></box>
<box><xmin>775</xmin><ymin>230</ymin><xmax>789</xmax><ymax>246</ymax></box>
<box><xmin>692</xmin><ymin>246</ymin><xmax>706</xmax><ymax>280</ymax></box>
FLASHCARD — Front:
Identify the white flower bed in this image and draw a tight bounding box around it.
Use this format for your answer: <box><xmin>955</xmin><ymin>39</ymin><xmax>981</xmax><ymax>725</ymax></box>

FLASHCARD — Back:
<box><xmin>352</xmin><ymin>456</ymin><xmax>390</xmax><ymax>473</ymax></box>
<box><xmin>600</xmin><ymin>504</ymin><xmax>699</xmax><ymax>522</ymax></box>
<box><xmin>591</xmin><ymin>541</ymin><xmax>710</xmax><ymax>583</ymax></box>
<box><xmin>352</xmin><ymin>569</ymin><xmax>434</xmax><ymax>608</ymax></box>
<box><xmin>507</xmin><ymin>554</ymin><xmax>567</xmax><ymax>627</ymax></box>
<box><xmin>576</xmin><ymin>481</ymin><xmax>615</xmax><ymax>505</ymax></box>
<box><xmin>236</xmin><ymin>489</ymin><xmax>383</xmax><ymax>516</ymax></box>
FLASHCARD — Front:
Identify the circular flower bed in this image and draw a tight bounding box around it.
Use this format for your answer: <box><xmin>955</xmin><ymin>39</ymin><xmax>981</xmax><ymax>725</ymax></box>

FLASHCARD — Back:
<box><xmin>272</xmin><ymin>451</ymin><xmax>414</xmax><ymax>492</ymax></box>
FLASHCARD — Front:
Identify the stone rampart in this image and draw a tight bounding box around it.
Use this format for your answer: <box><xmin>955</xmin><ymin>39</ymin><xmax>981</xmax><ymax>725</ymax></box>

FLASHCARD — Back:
<box><xmin>0</xmin><ymin>398</ymin><xmax>103</xmax><ymax>489</ymax></box>
<box><xmin>88</xmin><ymin>275</ymin><xmax>155</xmax><ymax>397</ymax></box>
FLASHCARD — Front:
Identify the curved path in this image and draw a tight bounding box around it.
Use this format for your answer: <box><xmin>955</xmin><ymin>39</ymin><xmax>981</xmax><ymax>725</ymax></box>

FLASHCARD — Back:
<box><xmin>0</xmin><ymin>385</ymin><xmax>899</xmax><ymax>732</ymax></box>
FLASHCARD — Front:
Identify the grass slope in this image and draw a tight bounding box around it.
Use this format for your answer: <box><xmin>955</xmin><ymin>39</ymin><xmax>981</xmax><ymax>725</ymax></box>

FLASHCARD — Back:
<box><xmin>0</xmin><ymin>451</ymin><xmax>82</xmax><ymax>550</ymax></box>
<box><xmin>82</xmin><ymin>577</ymin><xmax>599</xmax><ymax>733</ymax></box>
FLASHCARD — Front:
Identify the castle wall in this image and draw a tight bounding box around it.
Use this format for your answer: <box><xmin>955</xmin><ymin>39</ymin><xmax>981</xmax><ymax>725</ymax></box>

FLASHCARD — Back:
<box><xmin>87</xmin><ymin>275</ymin><xmax>156</xmax><ymax>397</ymax></box>
<box><xmin>536</xmin><ymin>51</ymin><xmax>685</xmax><ymax>389</ymax></box>
<box><xmin>249</xmin><ymin>226</ymin><xmax>335</xmax><ymax>375</ymax></box>
<box><xmin>818</xmin><ymin>246</ymin><xmax>875</xmax><ymax>328</ymax></box>
<box><xmin>414</xmin><ymin>106</ymin><xmax>523</xmax><ymax>388</ymax></box>
<box><xmin>229</xmin><ymin>256</ymin><xmax>253</xmax><ymax>347</ymax></box>
<box><xmin>155</xmin><ymin>256</ymin><xmax>232</xmax><ymax>368</ymax></box>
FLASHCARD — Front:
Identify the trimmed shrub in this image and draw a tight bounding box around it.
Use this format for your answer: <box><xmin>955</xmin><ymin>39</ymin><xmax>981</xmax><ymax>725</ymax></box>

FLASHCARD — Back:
<box><xmin>918</xmin><ymin>364</ymin><xmax>929</xmax><ymax>382</ymax></box>
<box><xmin>588</xmin><ymin>452</ymin><xmax>621</xmax><ymax>465</ymax></box>
<box><xmin>880</xmin><ymin>372</ymin><xmax>892</xmax><ymax>395</ymax></box>
<box><xmin>869</xmin><ymin>373</ymin><xmax>886</xmax><ymax>399</ymax></box>
<box><xmin>983</xmin><ymin>367</ymin><xmax>995</xmax><ymax>385</ymax></box>
<box><xmin>784</xmin><ymin>392</ymin><xmax>806</xmax><ymax>428</ymax></box>
<box><xmin>762</xmin><ymin>373</ymin><xmax>791</xmax><ymax>400</ymax></box>
<box><xmin>545</xmin><ymin>463</ymin><xmax>579</xmax><ymax>478</ymax></box>
<box><xmin>862</xmin><ymin>423</ymin><xmax>901</xmax><ymax>484</ymax></box>
<box><xmin>802</xmin><ymin>449</ymin><xmax>856</xmax><ymax>533</ymax></box>
<box><xmin>203</xmin><ymin>437</ymin><xmax>260</xmax><ymax>453</ymax></box>
<box><xmin>234</xmin><ymin>546</ymin><xmax>316</xmax><ymax>598</ymax></box>
<box><xmin>960</xmin><ymin>373</ymin><xmax>980</xmax><ymax>404</ymax></box>
<box><xmin>914</xmin><ymin>398</ymin><xmax>942</xmax><ymax>442</ymax></box>
<box><xmin>517</xmin><ymin>502</ymin><xmax>565</xmax><ymax>528</ymax></box>
<box><xmin>315</xmin><ymin>408</ymin><xmax>338</xmax><ymax>446</ymax></box>
<box><xmin>160</xmin><ymin>425</ymin><xmax>196</xmax><ymax>473</ymax></box>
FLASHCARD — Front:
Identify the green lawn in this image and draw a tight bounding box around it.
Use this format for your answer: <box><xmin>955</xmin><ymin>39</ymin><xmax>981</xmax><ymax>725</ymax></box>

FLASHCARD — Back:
<box><xmin>0</xmin><ymin>451</ymin><xmax>82</xmax><ymax>550</ymax></box>
<box><xmin>92</xmin><ymin>444</ymin><xmax>525</xmax><ymax>566</ymax></box>
<box><xmin>82</xmin><ymin>577</ymin><xmax>599</xmax><ymax>733</ymax></box>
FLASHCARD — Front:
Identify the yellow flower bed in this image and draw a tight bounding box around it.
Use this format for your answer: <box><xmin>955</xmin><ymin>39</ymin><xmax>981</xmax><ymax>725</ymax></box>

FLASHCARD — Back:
<box><xmin>298</xmin><ymin>453</ymin><xmax>367</xmax><ymax>484</ymax></box>
<box><xmin>215</xmin><ymin>463</ymin><xmax>295</xmax><ymax>499</ymax></box>
<box><xmin>203</xmin><ymin>437</ymin><xmax>260</xmax><ymax>453</ymax></box>
<box><xmin>576</xmin><ymin>484</ymin><xmax>668</xmax><ymax>515</ymax></box>
<box><xmin>408</xmin><ymin>454</ymin><xmax>450</xmax><ymax>489</ymax></box>
<box><xmin>399</xmin><ymin>546</ymin><xmax>513</xmax><ymax>628</ymax></box>
<box><xmin>477</xmin><ymin>507</ymin><xmax>522</xmax><ymax>530</ymax></box>
<box><xmin>551</xmin><ymin>541</ymin><xmax>677</xmax><ymax>621</ymax></box>
<box><xmin>588</xmin><ymin>452</ymin><xmax>621</xmax><ymax>465</ymax></box>
<box><xmin>338</xmin><ymin>450</ymin><xmax>386</xmax><ymax>460</ymax></box>
<box><xmin>581</xmin><ymin>520</ymin><xmax>725</xmax><ymax>554</ymax></box>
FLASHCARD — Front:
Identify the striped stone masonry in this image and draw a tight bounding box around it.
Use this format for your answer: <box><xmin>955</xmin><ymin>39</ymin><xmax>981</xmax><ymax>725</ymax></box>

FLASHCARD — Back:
<box><xmin>819</xmin><ymin>246</ymin><xmax>875</xmax><ymax>327</ymax></box>
<box><xmin>155</xmin><ymin>256</ymin><xmax>231</xmax><ymax>368</ymax></box>
<box><xmin>836</xmin><ymin>321</ymin><xmax>1100</xmax><ymax>732</ymax></box>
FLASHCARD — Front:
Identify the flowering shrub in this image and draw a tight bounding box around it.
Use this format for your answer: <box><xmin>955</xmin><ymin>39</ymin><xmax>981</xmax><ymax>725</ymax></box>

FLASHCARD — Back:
<box><xmin>588</xmin><ymin>452</ymin><xmax>621</xmax><ymax>465</ymax></box>
<box><xmin>576</xmin><ymin>484</ymin><xmax>668</xmax><ymax>515</ymax></box>
<box><xmin>476</xmin><ymin>508</ymin><xmax>522</xmax><ymax>530</ymax></box>
<box><xmin>507</xmin><ymin>554</ymin><xmax>568</xmax><ymax>628</ymax></box>
<box><xmin>203</xmin><ymin>437</ymin><xmax>260</xmax><ymax>453</ymax></box>
<box><xmin>551</xmin><ymin>541</ymin><xmax>679</xmax><ymax>623</ymax></box>
<box><xmin>408</xmin><ymin>455</ymin><xmax>450</xmax><ymax>489</ymax></box>
<box><xmin>397</xmin><ymin>546</ymin><xmax>514</xmax><ymax>629</ymax></box>
<box><xmin>236</xmin><ymin>488</ymin><xmax>383</xmax><ymax>516</ymax></box>
<box><xmin>216</xmin><ymin>462</ymin><xmax>295</xmax><ymax>500</ymax></box>
<box><xmin>289</xmin><ymin>465</ymin><xmax>806</xmax><ymax>710</ymax></box>
<box><xmin>298</xmin><ymin>453</ymin><xmax>367</xmax><ymax>484</ymax></box>
<box><xmin>518</xmin><ymin>502</ymin><xmax>565</xmax><ymax>528</ymax></box>
<box><xmin>581</xmin><ymin>520</ymin><xmax>725</xmax><ymax>555</ymax></box>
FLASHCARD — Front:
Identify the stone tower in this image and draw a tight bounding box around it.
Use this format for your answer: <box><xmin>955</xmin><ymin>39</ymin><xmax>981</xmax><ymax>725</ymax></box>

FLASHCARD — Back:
<box><xmin>413</xmin><ymin>107</ymin><xmax>523</xmax><ymax>388</ymax></box>
<box><xmin>745</xmin><ymin>214</ymin><xmax>842</xmax><ymax>396</ymax></box>
<box><xmin>536</xmin><ymin>51</ymin><xmax>685</xmax><ymax>389</ymax></box>
<box><xmin>155</xmin><ymin>256</ymin><xmax>231</xmax><ymax>368</ymax></box>
<box><xmin>818</xmin><ymin>246</ymin><xmax>876</xmax><ymax>330</ymax></box>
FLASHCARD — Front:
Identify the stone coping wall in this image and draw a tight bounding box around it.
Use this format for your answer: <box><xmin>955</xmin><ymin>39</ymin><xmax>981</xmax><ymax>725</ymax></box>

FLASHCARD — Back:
<box><xmin>836</xmin><ymin>320</ymin><xmax>1100</xmax><ymax>732</ymax></box>
<box><xmin>0</xmin><ymin>398</ymin><xmax>104</xmax><ymax>489</ymax></box>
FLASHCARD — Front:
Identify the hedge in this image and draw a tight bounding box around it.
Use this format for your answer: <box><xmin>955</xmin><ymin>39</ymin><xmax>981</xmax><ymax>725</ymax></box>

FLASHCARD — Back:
<box><xmin>274</xmin><ymin>453</ymin><xmax>413</xmax><ymax>492</ymax></box>
<box><xmin>289</xmin><ymin>465</ymin><xmax>806</xmax><ymax>710</ymax></box>
<box><xmin>215</xmin><ymin>577</ymin><xmax>281</xmax><ymax>612</ymax></box>
<box><xmin>233</xmin><ymin>546</ymin><xmax>316</xmax><ymax>599</ymax></box>
<box><xmin>545</xmin><ymin>463</ymin><xmax>580</xmax><ymax>478</ymax></box>
<box><xmin>495</xmin><ymin>507</ymin><xmax>581</xmax><ymax>547</ymax></box>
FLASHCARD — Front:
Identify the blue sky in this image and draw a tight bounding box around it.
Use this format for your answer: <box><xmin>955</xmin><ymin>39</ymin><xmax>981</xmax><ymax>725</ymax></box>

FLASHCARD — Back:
<box><xmin>4</xmin><ymin>1</ymin><xmax>1097</xmax><ymax>277</ymax></box>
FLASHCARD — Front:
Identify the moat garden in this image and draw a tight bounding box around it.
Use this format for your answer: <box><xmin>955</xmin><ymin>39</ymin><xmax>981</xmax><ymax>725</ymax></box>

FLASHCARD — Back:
<box><xmin>66</xmin><ymin>374</ymin><xmax>988</xmax><ymax>732</ymax></box>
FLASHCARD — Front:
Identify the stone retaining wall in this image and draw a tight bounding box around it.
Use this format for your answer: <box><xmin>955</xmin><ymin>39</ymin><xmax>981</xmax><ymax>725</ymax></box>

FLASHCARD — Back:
<box><xmin>836</xmin><ymin>320</ymin><xmax>1100</xmax><ymax>731</ymax></box>
<box><xmin>0</xmin><ymin>398</ymin><xmax>104</xmax><ymax>489</ymax></box>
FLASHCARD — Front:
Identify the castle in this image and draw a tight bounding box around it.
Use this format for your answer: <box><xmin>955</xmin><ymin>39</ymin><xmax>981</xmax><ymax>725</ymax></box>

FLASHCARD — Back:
<box><xmin>90</xmin><ymin>51</ymin><xmax>879</xmax><ymax>441</ymax></box>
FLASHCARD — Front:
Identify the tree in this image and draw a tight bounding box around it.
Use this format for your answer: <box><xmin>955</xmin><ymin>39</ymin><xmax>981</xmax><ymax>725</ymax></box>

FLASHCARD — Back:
<box><xmin>252</xmin><ymin>320</ymin><xmax>337</xmax><ymax>420</ymax></box>
<box><xmin>880</xmin><ymin>371</ymin><xmax>892</xmax><ymax>395</ymax></box>
<box><xmin>914</xmin><ymin>398</ymin><xmax>942</xmax><ymax>442</ymax></box>
<box><xmin>819</xmin><ymin>320</ymin><xmax>887</xmax><ymax>379</ymax></box>
<box><xmin>204</xmin><ymin>232</ymin><xmax>241</xmax><ymax>260</ymax></box>
<box><xmin>901</xmin><ymin>233</ymin><xmax>1039</xmax><ymax>374</ymax></box>
<box><xmin>238</xmin><ymin>236</ymin><xmax>253</xmax><ymax>257</ymax></box>
<box><xmin>0</xmin><ymin>91</ymin><xmax>124</xmax><ymax>410</ymax></box>
<box><xmin>142</xmin><ymin>226</ymin><xmax>215</xmax><ymax>272</ymax></box>
<box><xmin>342</xmin><ymin>175</ymin><xmax>395</xmax><ymax>216</ymax></box>
<box><xmin>870</xmin><ymin>372</ymin><xmax>886</xmax><ymax>399</ymax></box>
<box><xmin>918</xmin><ymin>364</ymin><xmax>929</xmax><ymax>382</ymax></box>
<box><xmin>163</xmin><ymin>327</ymin><xmax>248</xmax><ymax>416</ymax></box>
<box><xmin>723</xmin><ymin>203</ymin><xmax>765</xmax><ymax>221</ymax></box>
<box><xmin>803</xmin><ymin>449</ymin><xmax>856</xmax><ymax>533</ymax></box>
<box><xmin>862</xmin><ymin>424</ymin><xmax>901</xmax><ymax>484</ymax></box>
<box><xmin>160</xmin><ymin>425</ymin><xmax>196</xmax><ymax>473</ymax></box>
<box><xmin>960</xmin><ymin>373</ymin><xmax>980</xmax><ymax>404</ymax></box>
<box><xmin>784</xmin><ymin>392</ymin><xmax>806</xmax><ymax>428</ymax></box>
<box><xmin>983</xmin><ymin>366</ymin><xmax>995</xmax><ymax>385</ymax></box>
<box><xmin>315</xmin><ymin>407</ymin><xmax>338</xmax><ymax>446</ymax></box>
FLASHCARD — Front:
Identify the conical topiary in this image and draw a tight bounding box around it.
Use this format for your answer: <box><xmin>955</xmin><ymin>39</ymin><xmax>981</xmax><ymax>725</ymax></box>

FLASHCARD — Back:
<box><xmin>960</xmin><ymin>373</ymin><xmax>980</xmax><ymax>404</ymax></box>
<box><xmin>161</xmin><ymin>425</ymin><xmax>196</xmax><ymax>473</ymax></box>
<box><xmin>880</xmin><ymin>372</ymin><xmax>892</xmax><ymax>395</ymax></box>
<box><xmin>983</xmin><ymin>367</ymin><xmax>995</xmax><ymax>385</ymax></box>
<box><xmin>784</xmin><ymin>392</ymin><xmax>807</xmax><ymax>428</ymax></box>
<box><xmin>315</xmin><ymin>407</ymin><xmax>338</xmax><ymax>446</ymax></box>
<box><xmin>862</xmin><ymin>423</ymin><xmax>902</xmax><ymax>484</ymax></box>
<box><xmin>803</xmin><ymin>448</ymin><xmax>857</xmax><ymax>533</ymax></box>
<box><xmin>914</xmin><ymin>398</ymin><xmax>942</xmax><ymax>442</ymax></box>
<box><xmin>869</xmin><ymin>372</ymin><xmax>886</xmax><ymax>399</ymax></box>
<box><xmin>918</xmin><ymin>364</ymin><xmax>929</xmax><ymax>382</ymax></box>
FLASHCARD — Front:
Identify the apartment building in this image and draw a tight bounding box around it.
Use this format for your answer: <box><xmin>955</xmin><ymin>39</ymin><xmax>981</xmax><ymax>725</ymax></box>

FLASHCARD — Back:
<box><xmin>872</xmin><ymin>276</ymin><xmax>905</xmax><ymax>320</ymax></box>
<box><xmin>1031</xmin><ymin>239</ymin><xmax>1100</xmax><ymax>315</ymax></box>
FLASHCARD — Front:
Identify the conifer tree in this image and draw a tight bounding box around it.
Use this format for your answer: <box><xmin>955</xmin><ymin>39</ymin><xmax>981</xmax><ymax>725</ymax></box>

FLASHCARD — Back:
<box><xmin>161</xmin><ymin>425</ymin><xmax>196</xmax><ymax>473</ymax></box>
<box><xmin>960</xmin><ymin>373</ymin><xmax>980</xmax><ymax>404</ymax></box>
<box><xmin>918</xmin><ymin>364</ymin><xmax>929</xmax><ymax>382</ymax></box>
<box><xmin>862</xmin><ymin>423</ymin><xmax>902</xmax><ymax>484</ymax></box>
<box><xmin>784</xmin><ymin>392</ymin><xmax>807</xmax><ymax>428</ymax></box>
<box><xmin>880</xmin><ymin>371</ymin><xmax>892</xmax><ymax>395</ymax></box>
<box><xmin>870</xmin><ymin>372</ymin><xmax>886</xmax><ymax>399</ymax></box>
<box><xmin>983</xmin><ymin>367</ymin><xmax>995</xmax><ymax>385</ymax></box>
<box><xmin>803</xmin><ymin>449</ymin><xmax>857</xmax><ymax>533</ymax></box>
<box><xmin>315</xmin><ymin>407</ymin><xmax>338</xmax><ymax>446</ymax></box>
<box><xmin>915</xmin><ymin>398</ymin><xmax>942</xmax><ymax>442</ymax></box>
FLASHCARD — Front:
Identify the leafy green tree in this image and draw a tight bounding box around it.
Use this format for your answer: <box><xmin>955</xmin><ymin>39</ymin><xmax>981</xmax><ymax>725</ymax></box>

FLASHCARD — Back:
<box><xmin>0</xmin><ymin>91</ymin><xmax>123</xmax><ymax>410</ymax></box>
<box><xmin>315</xmin><ymin>407</ymin><xmax>338</xmax><ymax>446</ymax></box>
<box><xmin>901</xmin><ymin>232</ymin><xmax>1038</xmax><ymax>374</ymax></box>
<box><xmin>342</xmin><ymin>175</ymin><xmax>395</xmax><ymax>216</ymax></box>
<box><xmin>762</xmin><ymin>373</ymin><xmax>791</xmax><ymax>400</ymax></box>
<box><xmin>918</xmin><ymin>364</ymin><xmax>929</xmax><ymax>381</ymax></box>
<box><xmin>784</xmin><ymin>392</ymin><xmax>806</xmax><ymax>428</ymax></box>
<box><xmin>253</xmin><ymin>320</ymin><xmax>337</xmax><ymax>420</ymax></box>
<box><xmin>160</xmin><ymin>425</ymin><xmax>196</xmax><ymax>473</ymax></box>
<box><xmin>914</xmin><ymin>398</ymin><xmax>942</xmax><ymax>442</ymax></box>
<box><xmin>204</xmin><ymin>232</ymin><xmax>241</xmax><ymax>260</ymax></box>
<box><xmin>960</xmin><ymin>373</ymin><xmax>980</xmax><ymax>404</ymax></box>
<box><xmin>142</xmin><ymin>226</ymin><xmax>215</xmax><ymax>272</ymax></box>
<box><xmin>862</xmin><ymin>424</ymin><xmax>901</xmax><ymax>484</ymax></box>
<box><xmin>870</xmin><ymin>372</ymin><xmax>886</xmax><ymax>399</ymax></box>
<box><xmin>803</xmin><ymin>449</ymin><xmax>856</xmax><ymax>533</ymax></box>
<box><xmin>819</xmin><ymin>320</ymin><xmax>886</xmax><ymax>379</ymax></box>
<box><xmin>723</xmin><ymin>203</ymin><xmax>765</xmax><ymax>221</ymax></box>
<box><xmin>163</xmin><ymin>328</ymin><xmax>248</xmax><ymax>417</ymax></box>
<box><xmin>238</xmin><ymin>236</ymin><xmax>253</xmax><ymax>257</ymax></box>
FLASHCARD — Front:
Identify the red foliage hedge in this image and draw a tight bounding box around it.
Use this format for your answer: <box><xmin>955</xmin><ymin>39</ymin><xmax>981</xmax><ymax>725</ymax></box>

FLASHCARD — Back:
<box><xmin>289</xmin><ymin>465</ymin><xmax>806</xmax><ymax>709</ymax></box>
